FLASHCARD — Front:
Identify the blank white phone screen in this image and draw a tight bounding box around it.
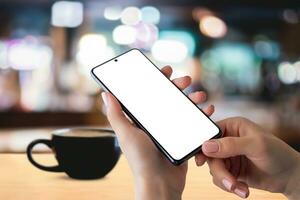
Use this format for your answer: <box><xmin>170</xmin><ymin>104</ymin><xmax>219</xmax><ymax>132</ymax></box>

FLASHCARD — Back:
<box><xmin>92</xmin><ymin>49</ymin><xmax>220</xmax><ymax>161</ymax></box>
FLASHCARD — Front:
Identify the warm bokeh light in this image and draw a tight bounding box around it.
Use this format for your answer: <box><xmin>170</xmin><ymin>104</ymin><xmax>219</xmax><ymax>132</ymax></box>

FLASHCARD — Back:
<box><xmin>113</xmin><ymin>25</ymin><xmax>137</xmax><ymax>45</ymax></box>
<box><xmin>51</xmin><ymin>1</ymin><xmax>83</xmax><ymax>28</ymax></box>
<box><xmin>76</xmin><ymin>33</ymin><xmax>114</xmax><ymax>72</ymax></box>
<box><xmin>78</xmin><ymin>34</ymin><xmax>107</xmax><ymax>51</ymax></box>
<box><xmin>121</xmin><ymin>7</ymin><xmax>141</xmax><ymax>25</ymax></box>
<box><xmin>192</xmin><ymin>7</ymin><xmax>214</xmax><ymax>22</ymax></box>
<box><xmin>199</xmin><ymin>15</ymin><xmax>227</xmax><ymax>38</ymax></box>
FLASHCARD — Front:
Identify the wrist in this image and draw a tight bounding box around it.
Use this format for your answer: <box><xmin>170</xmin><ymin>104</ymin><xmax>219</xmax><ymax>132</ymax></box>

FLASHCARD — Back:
<box><xmin>284</xmin><ymin>157</ymin><xmax>300</xmax><ymax>200</ymax></box>
<box><xmin>135</xmin><ymin>177</ymin><xmax>182</xmax><ymax>200</ymax></box>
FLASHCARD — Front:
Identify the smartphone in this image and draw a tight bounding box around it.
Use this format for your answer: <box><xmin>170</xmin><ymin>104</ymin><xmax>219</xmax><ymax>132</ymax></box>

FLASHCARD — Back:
<box><xmin>91</xmin><ymin>49</ymin><xmax>221</xmax><ymax>165</ymax></box>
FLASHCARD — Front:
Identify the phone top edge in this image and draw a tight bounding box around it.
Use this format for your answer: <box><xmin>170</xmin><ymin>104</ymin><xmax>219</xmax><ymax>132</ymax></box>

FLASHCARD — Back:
<box><xmin>90</xmin><ymin>48</ymin><xmax>141</xmax><ymax>73</ymax></box>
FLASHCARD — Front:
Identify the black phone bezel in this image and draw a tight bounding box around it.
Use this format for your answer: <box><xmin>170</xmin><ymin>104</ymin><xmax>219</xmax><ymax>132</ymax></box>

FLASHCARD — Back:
<box><xmin>91</xmin><ymin>48</ymin><xmax>222</xmax><ymax>165</ymax></box>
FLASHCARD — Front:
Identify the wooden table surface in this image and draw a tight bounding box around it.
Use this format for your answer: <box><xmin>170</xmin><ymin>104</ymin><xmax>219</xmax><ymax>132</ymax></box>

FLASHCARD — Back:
<box><xmin>0</xmin><ymin>154</ymin><xmax>285</xmax><ymax>200</ymax></box>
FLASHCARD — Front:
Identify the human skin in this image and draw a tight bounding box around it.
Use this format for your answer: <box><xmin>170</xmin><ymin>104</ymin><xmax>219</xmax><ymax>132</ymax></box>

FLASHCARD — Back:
<box><xmin>102</xmin><ymin>66</ymin><xmax>214</xmax><ymax>200</ymax></box>
<box><xmin>195</xmin><ymin>117</ymin><xmax>300</xmax><ymax>199</ymax></box>
<box><xmin>102</xmin><ymin>65</ymin><xmax>300</xmax><ymax>200</ymax></box>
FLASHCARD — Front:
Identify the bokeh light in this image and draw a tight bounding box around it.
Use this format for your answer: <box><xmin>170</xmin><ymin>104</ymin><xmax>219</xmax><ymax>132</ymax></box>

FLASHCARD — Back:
<box><xmin>192</xmin><ymin>7</ymin><xmax>214</xmax><ymax>22</ymax></box>
<box><xmin>278</xmin><ymin>62</ymin><xmax>297</xmax><ymax>84</ymax></box>
<box><xmin>199</xmin><ymin>15</ymin><xmax>227</xmax><ymax>38</ymax></box>
<box><xmin>151</xmin><ymin>40</ymin><xmax>188</xmax><ymax>63</ymax></box>
<box><xmin>0</xmin><ymin>41</ymin><xmax>8</xmax><ymax>69</ymax></box>
<box><xmin>132</xmin><ymin>22</ymin><xmax>158</xmax><ymax>49</ymax></box>
<box><xmin>78</xmin><ymin>33</ymin><xmax>107</xmax><ymax>51</ymax></box>
<box><xmin>283</xmin><ymin>9</ymin><xmax>299</xmax><ymax>24</ymax></box>
<box><xmin>121</xmin><ymin>7</ymin><xmax>141</xmax><ymax>25</ymax></box>
<box><xmin>113</xmin><ymin>25</ymin><xmax>137</xmax><ymax>45</ymax></box>
<box><xmin>51</xmin><ymin>1</ymin><xmax>83</xmax><ymax>28</ymax></box>
<box><xmin>254</xmin><ymin>40</ymin><xmax>280</xmax><ymax>60</ymax></box>
<box><xmin>201</xmin><ymin>42</ymin><xmax>261</xmax><ymax>91</ymax></box>
<box><xmin>294</xmin><ymin>61</ymin><xmax>300</xmax><ymax>82</ymax></box>
<box><xmin>141</xmin><ymin>6</ymin><xmax>160</xmax><ymax>24</ymax></box>
<box><xmin>7</xmin><ymin>38</ymin><xmax>53</xmax><ymax>70</ymax></box>
<box><xmin>104</xmin><ymin>6</ymin><xmax>122</xmax><ymax>21</ymax></box>
<box><xmin>150</xmin><ymin>30</ymin><xmax>195</xmax><ymax>63</ymax></box>
<box><xmin>76</xmin><ymin>33</ymin><xmax>115</xmax><ymax>73</ymax></box>
<box><xmin>160</xmin><ymin>30</ymin><xmax>196</xmax><ymax>56</ymax></box>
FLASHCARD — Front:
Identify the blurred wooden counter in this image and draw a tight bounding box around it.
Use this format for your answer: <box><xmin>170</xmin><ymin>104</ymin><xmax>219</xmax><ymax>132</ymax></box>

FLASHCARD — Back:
<box><xmin>0</xmin><ymin>112</ymin><xmax>108</xmax><ymax>128</ymax></box>
<box><xmin>0</xmin><ymin>154</ymin><xmax>285</xmax><ymax>200</ymax></box>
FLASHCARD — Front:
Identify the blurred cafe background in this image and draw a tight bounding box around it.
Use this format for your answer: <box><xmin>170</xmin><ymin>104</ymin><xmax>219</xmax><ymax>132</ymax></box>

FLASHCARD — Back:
<box><xmin>0</xmin><ymin>0</ymin><xmax>300</xmax><ymax>152</ymax></box>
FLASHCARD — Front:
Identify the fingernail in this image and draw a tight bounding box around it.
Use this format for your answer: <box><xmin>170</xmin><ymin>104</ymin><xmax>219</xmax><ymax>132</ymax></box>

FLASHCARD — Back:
<box><xmin>222</xmin><ymin>179</ymin><xmax>233</xmax><ymax>191</ymax></box>
<box><xmin>234</xmin><ymin>188</ymin><xmax>247</xmax><ymax>199</ymax></box>
<box><xmin>203</xmin><ymin>141</ymin><xmax>219</xmax><ymax>153</ymax></box>
<box><xmin>101</xmin><ymin>92</ymin><xmax>107</xmax><ymax>106</ymax></box>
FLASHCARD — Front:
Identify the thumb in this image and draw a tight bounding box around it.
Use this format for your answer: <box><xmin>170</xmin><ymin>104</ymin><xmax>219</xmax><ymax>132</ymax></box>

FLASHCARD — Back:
<box><xmin>202</xmin><ymin>137</ymin><xmax>252</xmax><ymax>158</ymax></box>
<box><xmin>101</xmin><ymin>92</ymin><xmax>135</xmax><ymax>143</ymax></box>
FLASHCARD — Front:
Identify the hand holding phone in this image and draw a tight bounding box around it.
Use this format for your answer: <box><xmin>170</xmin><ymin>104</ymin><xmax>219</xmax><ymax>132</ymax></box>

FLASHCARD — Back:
<box><xmin>91</xmin><ymin>49</ymin><xmax>221</xmax><ymax>165</ymax></box>
<box><xmin>101</xmin><ymin>65</ymin><xmax>215</xmax><ymax>199</ymax></box>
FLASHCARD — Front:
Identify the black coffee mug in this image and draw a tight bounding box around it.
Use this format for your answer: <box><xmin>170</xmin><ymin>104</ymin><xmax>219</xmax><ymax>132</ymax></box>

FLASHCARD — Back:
<box><xmin>27</xmin><ymin>128</ymin><xmax>120</xmax><ymax>179</ymax></box>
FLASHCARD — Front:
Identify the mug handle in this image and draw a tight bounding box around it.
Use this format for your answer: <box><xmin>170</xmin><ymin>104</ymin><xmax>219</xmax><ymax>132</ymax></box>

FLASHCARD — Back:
<box><xmin>26</xmin><ymin>139</ymin><xmax>63</xmax><ymax>172</ymax></box>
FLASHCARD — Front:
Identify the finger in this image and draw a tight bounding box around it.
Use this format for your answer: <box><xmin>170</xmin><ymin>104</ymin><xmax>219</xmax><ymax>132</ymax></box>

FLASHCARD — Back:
<box><xmin>102</xmin><ymin>92</ymin><xmax>135</xmax><ymax>142</ymax></box>
<box><xmin>234</xmin><ymin>181</ymin><xmax>249</xmax><ymax>198</ymax></box>
<box><xmin>161</xmin><ymin>65</ymin><xmax>173</xmax><ymax>79</ymax></box>
<box><xmin>195</xmin><ymin>153</ymin><xmax>207</xmax><ymax>166</ymax></box>
<box><xmin>188</xmin><ymin>91</ymin><xmax>207</xmax><ymax>104</ymax></box>
<box><xmin>230</xmin><ymin>156</ymin><xmax>241</xmax><ymax>178</ymax></box>
<box><xmin>216</xmin><ymin>117</ymin><xmax>259</xmax><ymax>137</ymax></box>
<box><xmin>208</xmin><ymin>158</ymin><xmax>236</xmax><ymax>192</ymax></box>
<box><xmin>202</xmin><ymin>104</ymin><xmax>214</xmax><ymax>117</ymax></box>
<box><xmin>172</xmin><ymin>76</ymin><xmax>192</xmax><ymax>90</ymax></box>
<box><xmin>208</xmin><ymin>158</ymin><xmax>249</xmax><ymax>198</ymax></box>
<box><xmin>202</xmin><ymin>137</ymin><xmax>252</xmax><ymax>158</ymax></box>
